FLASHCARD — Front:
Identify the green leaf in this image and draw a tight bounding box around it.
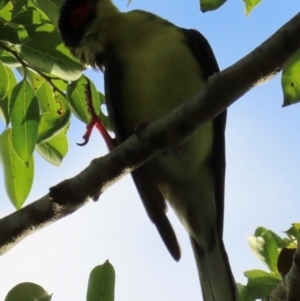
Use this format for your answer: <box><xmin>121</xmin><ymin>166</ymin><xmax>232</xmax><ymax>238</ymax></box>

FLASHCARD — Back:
<box><xmin>0</xmin><ymin>0</ymin><xmax>9</xmax><ymax>11</ymax></box>
<box><xmin>10</xmin><ymin>79</ymin><xmax>39</xmax><ymax>163</ymax></box>
<box><xmin>37</xmin><ymin>91</ymin><xmax>70</xmax><ymax>143</ymax></box>
<box><xmin>11</xmin><ymin>0</ymin><xmax>36</xmax><ymax>17</ymax></box>
<box><xmin>284</xmin><ymin>224</ymin><xmax>300</xmax><ymax>242</ymax></box>
<box><xmin>11</xmin><ymin>7</ymin><xmax>50</xmax><ymax>25</ymax></box>
<box><xmin>0</xmin><ymin>49</ymin><xmax>21</xmax><ymax>68</ymax></box>
<box><xmin>87</xmin><ymin>260</ymin><xmax>115</xmax><ymax>301</ymax></box>
<box><xmin>268</xmin><ymin>230</ymin><xmax>292</xmax><ymax>248</ymax></box>
<box><xmin>242</xmin><ymin>0</ymin><xmax>262</xmax><ymax>15</ymax></box>
<box><xmin>4</xmin><ymin>282</ymin><xmax>51</xmax><ymax>301</ymax></box>
<box><xmin>237</xmin><ymin>283</ymin><xmax>246</xmax><ymax>301</ymax></box>
<box><xmin>7</xmin><ymin>67</ymin><xmax>18</xmax><ymax>100</ymax></box>
<box><xmin>11</xmin><ymin>0</ymin><xmax>26</xmax><ymax>16</ymax></box>
<box><xmin>0</xmin><ymin>0</ymin><xmax>13</xmax><ymax>22</ymax></box>
<box><xmin>22</xmin><ymin>68</ymin><xmax>68</xmax><ymax>94</ymax></box>
<box><xmin>98</xmin><ymin>92</ymin><xmax>111</xmax><ymax>131</ymax></box>
<box><xmin>254</xmin><ymin>227</ymin><xmax>267</xmax><ymax>236</ymax></box>
<box><xmin>236</xmin><ymin>283</ymin><xmax>255</xmax><ymax>301</ymax></box>
<box><xmin>35</xmin><ymin>128</ymin><xmax>68</xmax><ymax>166</ymax></box>
<box><xmin>0</xmin><ymin>96</ymin><xmax>9</xmax><ymax>125</ymax></box>
<box><xmin>0</xmin><ymin>60</ymin><xmax>9</xmax><ymax>100</ymax></box>
<box><xmin>51</xmin><ymin>77</ymin><xmax>68</xmax><ymax>92</ymax></box>
<box><xmin>247</xmin><ymin>228</ymin><xmax>279</xmax><ymax>273</ymax></box>
<box><xmin>18</xmin><ymin>23</ymin><xmax>83</xmax><ymax>81</ymax></box>
<box><xmin>200</xmin><ymin>0</ymin><xmax>227</xmax><ymax>12</ymax></box>
<box><xmin>21</xmin><ymin>68</ymin><xmax>46</xmax><ymax>92</ymax></box>
<box><xmin>0</xmin><ymin>129</ymin><xmax>34</xmax><ymax>209</ymax></box>
<box><xmin>26</xmin><ymin>71</ymin><xmax>68</xmax><ymax>100</ymax></box>
<box><xmin>282</xmin><ymin>51</ymin><xmax>300</xmax><ymax>106</ymax></box>
<box><xmin>292</xmin><ymin>223</ymin><xmax>300</xmax><ymax>231</ymax></box>
<box><xmin>0</xmin><ymin>65</ymin><xmax>17</xmax><ymax>125</ymax></box>
<box><xmin>244</xmin><ymin>269</ymin><xmax>281</xmax><ymax>299</ymax></box>
<box><xmin>36</xmin><ymin>80</ymin><xmax>55</xmax><ymax>112</ymax></box>
<box><xmin>33</xmin><ymin>0</ymin><xmax>64</xmax><ymax>25</ymax></box>
<box><xmin>0</xmin><ymin>23</ymin><xmax>31</xmax><ymax>45</ymax></box>
<box><xmin>67</xmin><ymin>75</ymin><xmax>101</xmax><ymax>124</ymax></box>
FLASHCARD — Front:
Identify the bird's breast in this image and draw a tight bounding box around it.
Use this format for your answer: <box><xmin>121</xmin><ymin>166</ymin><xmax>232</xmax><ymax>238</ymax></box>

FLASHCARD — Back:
<box><xmin>109</xmin><ymin>21</ymin><xmax>215</xmax><ymax>218</ymax></box>
<box><xmin>117</xmin><ymin>27</ymin><xmax>203</xmax><ymax>129</ymax></box>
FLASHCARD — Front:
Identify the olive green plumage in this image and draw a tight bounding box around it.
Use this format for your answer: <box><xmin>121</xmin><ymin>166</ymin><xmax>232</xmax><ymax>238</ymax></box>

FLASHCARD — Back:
<box><xmin>59</xmin><ymin>1</ymin><xmax>237</xmax><ymax>300</ymax></box>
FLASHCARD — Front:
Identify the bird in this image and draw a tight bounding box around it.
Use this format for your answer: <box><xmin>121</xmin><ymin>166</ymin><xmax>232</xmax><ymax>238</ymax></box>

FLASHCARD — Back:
<box><xmin>58</xmin><ymin>1</ymin><xmax>237</xmax><ymax>301</ymax></box>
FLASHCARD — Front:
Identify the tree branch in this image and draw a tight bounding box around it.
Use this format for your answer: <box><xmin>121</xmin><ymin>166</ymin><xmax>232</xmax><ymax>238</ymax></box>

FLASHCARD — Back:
<box><xmin>1</xmin><ymin>12</ymin><xmax>300</xmax><ymax>255</ymax></box>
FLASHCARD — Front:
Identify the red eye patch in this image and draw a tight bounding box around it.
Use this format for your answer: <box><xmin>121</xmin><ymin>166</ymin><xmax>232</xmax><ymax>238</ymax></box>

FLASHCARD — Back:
<box><xmin>70</xmin><ymin>4</ymin><xmax>91</xmax><ymax>28</ymax></box>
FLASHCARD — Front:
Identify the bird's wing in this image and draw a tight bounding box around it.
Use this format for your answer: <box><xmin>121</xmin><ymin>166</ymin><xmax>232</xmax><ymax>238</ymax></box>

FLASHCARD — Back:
<box><xmin>182</xmin><ymin>28</ymin><xmax>226</xmax><ymax>237</ymax></box>
<box><xmin>182</xmin><ymin>29</ymin><xmax>236</xmax><ymax>301</ymax></box>
<box><xmin>103</xmin><ymin>52</ymin><xmax>181</xmax><ymax>261</ymax></box>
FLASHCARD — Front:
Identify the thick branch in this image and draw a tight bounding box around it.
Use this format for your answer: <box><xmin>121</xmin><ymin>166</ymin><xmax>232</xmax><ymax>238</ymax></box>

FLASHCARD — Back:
<box><xmin>1</xmin><ymin>13</ymin><xmax>300</xmax><ymax>255</ymax></box>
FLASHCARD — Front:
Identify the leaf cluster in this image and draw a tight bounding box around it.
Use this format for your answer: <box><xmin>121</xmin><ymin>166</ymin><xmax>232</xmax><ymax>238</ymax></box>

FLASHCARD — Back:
<box><xmin>4</xmin><ymin>225</ymin><xmax>298</xmax><ymax>301</ymax></box>
<box><xmin>0</xmin><ymin>0</ymin><xmax>108</xmax><ymax>208</ymax></box>
<box><xmin>4</xmin><ymin>260</ymin><xmax>115</xmax><ymax>301</ymax></box>
<box><xmin>237</xmin><ymin>224</ymin><xmax>300</xmax><ymax>301</ymax></box>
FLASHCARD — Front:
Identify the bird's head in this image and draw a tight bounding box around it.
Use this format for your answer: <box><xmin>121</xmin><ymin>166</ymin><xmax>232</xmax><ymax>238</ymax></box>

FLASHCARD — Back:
<box><xmin>58</xmin><ymin>0</ymin><xmax>118</xmax><ymax>67</ymax></box>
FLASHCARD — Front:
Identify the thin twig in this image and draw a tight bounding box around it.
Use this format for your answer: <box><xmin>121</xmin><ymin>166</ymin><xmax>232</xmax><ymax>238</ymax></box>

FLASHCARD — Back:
<box><xmin>0</xmin><ymin>41</ymin><xmax>67</xmax><ymax>96</ymax></box>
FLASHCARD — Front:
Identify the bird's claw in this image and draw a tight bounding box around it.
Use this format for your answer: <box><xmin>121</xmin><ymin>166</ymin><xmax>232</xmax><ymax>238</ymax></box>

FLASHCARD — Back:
<box><xmin>76</xmin><ymin>137</ymin><xmax>89</xmax><ymax>146</ymax></box>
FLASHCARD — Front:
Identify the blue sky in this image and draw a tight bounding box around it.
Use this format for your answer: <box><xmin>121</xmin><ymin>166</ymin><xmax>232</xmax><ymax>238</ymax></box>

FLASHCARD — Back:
<box><xmin>1</xmin><ymin>1</ymin><xmax>300</xmax><ymax>301</ymax></box>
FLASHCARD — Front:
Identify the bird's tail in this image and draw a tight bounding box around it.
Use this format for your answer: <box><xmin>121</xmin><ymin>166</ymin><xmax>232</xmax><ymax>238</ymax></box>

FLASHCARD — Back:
<box><xmin>190</xmin><ymin>234</ymin><xmax>237</xmax><ymax>301</ymax></box>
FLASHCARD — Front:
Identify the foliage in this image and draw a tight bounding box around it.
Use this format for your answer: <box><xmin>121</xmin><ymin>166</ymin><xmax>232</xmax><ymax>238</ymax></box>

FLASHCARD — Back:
<box><xmin>129</xmin><ymin>0</ymin><xmax>264</xmax><ymax>13</ymax></box>
<box><xmin>237</xmin><ymin>224</ymin><xmax>299</xmax><ymax>301</ymax></box>
<box><xmin>242</xmin><ymin>0</ymin><xmax>262</xmax><ymax>15</ymax></box>
<box><xmin>4</xmin><ymin>282</ymin><xmax>52</xmax><ymax>301</ymax></box>
<box><xmin>0</xmin><ymin>0</ymin><xmax>108</xmax><ymax>208</ymax></box>
<box><xmin>4</xmin><ymin>261</ymin><xmax>115</xmax><ymax>301</ymax></box>
<box><xmin>282</xmin><ymin>52</ymin><xmax>300</xmax><ymax>107</ymax></box>
<box><xmin>4</xmin><ymin>225</ymin><xmax>298</xmax><ymax>300</ymax></box>
<box><xmin>87</xmin><ymin>261</ymin><xmax>116</xmax><ymax>301</ymax></box>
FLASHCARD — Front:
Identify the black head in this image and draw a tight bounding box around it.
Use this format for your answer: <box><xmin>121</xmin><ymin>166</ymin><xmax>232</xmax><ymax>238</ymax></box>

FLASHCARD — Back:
<box><xmin>58</xmin><ymin>0</ymin><xmax>98</xmax><ymax>48</ymax></box>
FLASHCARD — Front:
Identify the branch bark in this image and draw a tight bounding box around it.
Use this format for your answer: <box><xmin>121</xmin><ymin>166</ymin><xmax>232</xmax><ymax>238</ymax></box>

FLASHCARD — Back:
<box><xmin>1</xmin><ymin>12</ymin><xmax>300</xmax><ymax>255</ymax></box>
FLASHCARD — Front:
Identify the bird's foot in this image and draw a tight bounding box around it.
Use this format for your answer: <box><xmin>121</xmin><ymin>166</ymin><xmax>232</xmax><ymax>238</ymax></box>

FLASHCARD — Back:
<box><xmin>134</xmin><ymin>121</ymin><xmax>150</xmax><ymax>140</ymax></box>
<box><xmin>77</xmin><ymin>80</ymin><xmax>117</xmax><ymax>151</ymax></box>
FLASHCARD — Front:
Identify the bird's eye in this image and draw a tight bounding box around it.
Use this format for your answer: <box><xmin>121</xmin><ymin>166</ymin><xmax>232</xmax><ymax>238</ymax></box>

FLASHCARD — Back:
<box><xmin>70</xmin><ymin>4</ymin><xmax>90</xmax><ymax>28</ymax></box>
